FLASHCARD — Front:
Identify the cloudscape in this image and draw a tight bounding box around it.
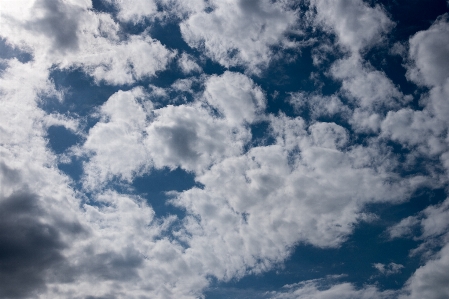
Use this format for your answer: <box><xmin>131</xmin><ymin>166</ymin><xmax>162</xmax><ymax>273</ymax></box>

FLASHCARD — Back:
<box><xmin>1</xmin><ymin>0</ymin><xmax>449</xmax><ymax>298</ymax></box>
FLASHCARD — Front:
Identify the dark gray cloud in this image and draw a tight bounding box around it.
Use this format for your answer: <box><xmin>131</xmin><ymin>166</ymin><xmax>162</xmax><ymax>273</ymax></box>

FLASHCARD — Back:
<box><xmin>26</xmin><ymin>0</ymin><xmax>82</xmax><ymax>53</ymax></box>
<box><xmin>0</xmin><ymin>163</ymin><xmax>86</xmax><ymax>299</ymax></box>
<box><xmin>0</xmin><ymin>191</ymin><xmax>65</xmax><ymax>298</ymax></box>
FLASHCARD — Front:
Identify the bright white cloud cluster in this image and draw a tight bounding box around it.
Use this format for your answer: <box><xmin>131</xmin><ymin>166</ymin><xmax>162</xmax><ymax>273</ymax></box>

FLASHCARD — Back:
<box><xmin>180</xmin><ymin>0</ymin><xmax>298</xmax><ymax>73</ymax></box>
<box><xmin>311</xmin><ymin>0</ymin><xmax>393</xmax><ymax>53</ymax></box>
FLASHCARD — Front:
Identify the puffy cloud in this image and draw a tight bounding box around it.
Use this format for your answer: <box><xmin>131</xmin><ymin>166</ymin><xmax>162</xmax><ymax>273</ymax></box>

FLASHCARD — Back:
<box><xmin>2</xmin><ymin>0</ymin><xmax>449</xmax><ymax>298</ymax></box>
<box><xmin>180</xmin><ymin>0</ymin><xmax>298</xmax><ymax>72</ymax></box>
<box><xmin>381</xmin><ymin>109</ymin><xmax>446</xmax><ymax>156</ymax></box>
<box><xmin>177</xmin><ymin>52</ymin><xmax>202</xmax><ymax>74</ymax></box>
<box><xmin>82</xmin><ymin>87</ymin><xmax>152</xmax><ymax>189</ymax></box>
<box><xmin>380</xmin><ymin>16</ymin><xmax>449</xmax><ymax>173</ymax></box>
<box><xmin>0</xmin><ymin>60</ymin><xmax>89</xmax><ymax>299</ymax></box>
<box><xmin>171</xmin><ymin>115</ymin><xmax>419</xmax><ymax>282</ymax></box>
<box><xmin>0</xmin><ymin>0</ymin><xmax>175</xmax><ymax>85</ymax></box>
<box><xmin>401</xmin><ymin>243</ymin><xmax>449</xmax><ymax>299</ymax></box>
<box><xmin>331</xmin><ymin>56</ymin><xmax>408</xmax><ymax>112</ymax></box>
<box><xmin>407</xmin><ymin>15</ymin><xmax>449</xmax><ymax>87</ymax></box>
<box><xmin>82</xmin><ymin>72</ymin><xmax>262</xmax><ymax>185</ymax></box>
<box><xmin>145</xmin><ymin>102</ymin><xmax>250</xmax><ymax>173</ymax></box>
<box><xmin>311</xmin><ymin>0</ymin><xmax>393</xmax><ymax>53</ymax></box>
<box><xmin>103</xmin><ymin>0</ymin><xmax>159</xmax><ymax>23</ymax></box>
<box><xmin>203</xmin><ymin>71</ymin><xmax>266</xmax><ymax>125</ymax></box>
<box><xmin>0</xmin><ymin>185</ymin><xmax>85</xmax><ymax>299</ymax></box>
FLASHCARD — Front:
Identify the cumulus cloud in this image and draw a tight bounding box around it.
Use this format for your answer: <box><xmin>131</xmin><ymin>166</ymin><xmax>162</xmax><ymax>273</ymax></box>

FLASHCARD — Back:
<box><xmin>401</xmin><ymin>243</ymin><xmax>449</xmax><ymax>299</ymax></box>
<box><xmin>407</xmin><ymin>14</ymin><xmax>449</xmax><ymax>87</ymax></box>
<box><xmin>388</xmin><ymin>215</ymin><xmax>420</xmax><ymax>239</ymax></box>
<box><xmin>1</xmin><ymin>0</ymin><xmax>449</xmax><ymax>298</ymax></box>
<box><xmin>311</xmin><ymin>0</ymin><xmax>393</xmax><ymax>53</ymax></box>
<box><xmin>380</xmin><ymin>15</ymin><xmax>449</xmax><ymax>173</ymax></box>
<box><xmin>180</xmin><ymin>0</ymin><xmax>298</xmax><ymax>72</ymax></box>
<box><xmin>82</xmin><ymin>71</ymin><xmax>263</xmax><ymax>186</ymax></box>
<box><xmin>331</xmin><ymin>56</ymin><xmax>408</xmax><ymax>112</ymax></box>
<box><xmin>104</xmin><ymin>0</ymin><xmax>159</xmax><ymax>23</ymax></box>
<box><xmin>177</xmin><ymin>52</ymin><xmax>202</xmax><ymax>74</ymax></box>
<box><xmin>0</xmin><ymin>0</ymin><xmax>175</xmax><ymax>85</ymax></box>
<box><xmin>82</xmin><ymin>87</ymin><xmax>152</xmax><ymax>189</ymax></box>
<box><xmin>170</xmin><ymin>115</ymin><xmax>419</xmax><ymax>282</ymax></box>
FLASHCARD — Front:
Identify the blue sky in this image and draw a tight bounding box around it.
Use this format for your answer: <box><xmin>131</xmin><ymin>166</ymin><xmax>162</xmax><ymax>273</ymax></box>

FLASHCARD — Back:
<box><xmin>1</xmin><ymin>0</ymin><xmax>449</xmax><ymax>298</ymax></box>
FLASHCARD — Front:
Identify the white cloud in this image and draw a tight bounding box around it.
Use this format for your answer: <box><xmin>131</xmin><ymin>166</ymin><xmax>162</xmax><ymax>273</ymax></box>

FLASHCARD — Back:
<box><xmin>170</xmin><ymin>115</ymin><xmax>419</xmax><ymax>282</ymax></box>
<box><xmin>82</xmin><ymin>72</ymin><xmax>262</xmax><ymax>184</ymax></box>
<box><xmin>104</xmin><ymin>0</ymin><xmax>159</xmax><ymax>23</ymax></box>
<box><xmin>0</xmin><ymin>0</ymin><xmax>175</xmax><ymax>85</ymax></box>
<box><xmin>373</xmin><ymin>262</ymin><xmax>404</xmax><ymax>276</ymax></box>
<box><xmin>381</xmin><ymin>109</ymin><xmax>446</xmax><ymax>156</ymax></box>
<box><xmin>309</xmin><ymin>122</ymin><xmax>348</xmax><ymax>150</ymax></box>
<box><xmin>379</xmin><ymin>17</ymin><xmax>449</xmax><ymax>171</ymax></box>
<box><xmin>203</xmin><ymin>71</ymin><xmax>266</xmax><ymax>125</ymax></box>
<box><xmin>331</xmin><ymin>56</ymin><xmax>408</xmax><ymax>112</ymax></box>
<box><xmin>401</xmin><ymin>243</ymin><xmax>449</xmax><ymax>299</ymax></box>
<box><xmin>289</xmin><ymin>92</ymin><xmax>351</xmax><ymax>120</ymax></box>
<box><xmin>269</xmin><ymin>280</ymin><xmax>397</xmax><ymax>299</ymax></box>
<box><xmin>311</xmin><ymin>0</ymin><xmax>393</xmax><ymax>53</ymax></box>
<box><xmin>2</xmin><ymin>1</ymin><xmax>449</xmax><ymax>298</ymax></box>
<box><xmin>178</xmin><ymin>52</ymin><xmax>202</xmax><ymax>74</ymax></box>
<box><xmin>82</xmin><ymin>87</ymin><xmax>152</xmax><ymax>189</ymax></box>
<box><xmin>180</xmin><ymin>0</ymin><xmax>298</xmax><ymax>73</ymax></box>
<box><xmin>144</xmin><ymin>102</ymin><xmax>250</xmax><ymax>173</ymax></box>
<box><xmin>407</xmin><ymin>15</ymin><xmax>449</xmax><ymax>87</ymax></box>
<box><xmin>388</xmin><ymin>216</ymin><xmax>420</xmax><ymax>239</ymax></box>
<box><xmin>421</xmin><ymin>198</ymin><xmax>449</xmax><ymax>239</ymax></box>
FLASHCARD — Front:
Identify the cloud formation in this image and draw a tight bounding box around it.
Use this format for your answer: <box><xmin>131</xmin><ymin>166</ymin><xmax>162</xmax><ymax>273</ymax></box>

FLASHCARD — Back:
<box><xmin>1</xmin><ymin>0</ymin><xmax>449</xmax><ymax>298</ymax></box>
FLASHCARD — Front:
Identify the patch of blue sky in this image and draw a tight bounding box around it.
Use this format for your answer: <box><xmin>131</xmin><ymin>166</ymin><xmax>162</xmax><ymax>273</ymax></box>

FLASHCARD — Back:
<box><xmin>0</xmin><ymin>38</ymin><xmax>33</xmax><ymax>64</ymax></box>
<box><xmin>132</xmin><ymin>167</ymin><xmax>197</xmax><ymax>219</ymax></box>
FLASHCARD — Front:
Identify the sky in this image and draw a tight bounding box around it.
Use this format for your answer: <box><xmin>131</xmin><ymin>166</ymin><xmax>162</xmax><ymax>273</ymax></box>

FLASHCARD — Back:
<box><xmin>1</xmin><ymin>0</ymin><xmax>449</xmax><ymax>298</ymax></box>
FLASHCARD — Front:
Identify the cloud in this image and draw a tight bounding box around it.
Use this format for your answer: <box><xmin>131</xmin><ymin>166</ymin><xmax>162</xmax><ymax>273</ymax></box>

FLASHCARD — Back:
<box><xmin>380</xmin><ymin>16</ymin><xmax>449</xmax><ymax>171</ymax></box>
<box><xmin>180</xmin><ymin>0</ymin><xmax>298</xmax><ymax>73</ymax></box>
<box><xmin>104</xmin><ymin>0</ymin><xmax>158</xmax><ymax>23</ymax></box>
<box><xmin>0</xmin><ymin>0</ymin><xmax>175</xmax><ymax>85</ymax></box>
<box><xmin>388</xmin><ymin>215</ymin><xmax>420</xmax><ymax>239</ymax></box>
<box><xmin>407</xmin><ymin>14</ymin><xmax>449</xmax><ymax>87</ymax></box>
<box><xmin>331</xmin><ymin>56</ymin><xmax>408</xmax><ymax>112</ymax></box>
<box><xmin>401</xmin><ymin>243</ymin><xmax>449</xmax><ymax>299</ymax></box>
<box><xmin>177</xmin><ymin>52</ymin><xmax>202</xmax><ymax>74</ymax></box>
<box><xmin>289</xmin><ymin>92</ymin><xmax>351</xmax><ymax>121</ymax></box>
<box><xmin>373</xmin><ymin>262</ymin><xmax>404</xmax><ymax>276</ymax></box>
<box><xmin>311</xmin><ymin>0</ymin><xmax>393</xmax><ymax>53</ymax></box>
<box><xmin>268</xmin><ymin>279</ymin><xmax>397</xmax><ymax>299</ymax></box>
<box><xmin>82</xmin><ymin>87</ymin><xmax>151</xmax><ymax>188</ymax></box>
<box><xmin>82</xmin><ymin>71</ymin><xmax>266</xmax><ymax>186</ymax></box>
<box><xmin>1</xmin><ymin>0</ymin><xmax>449</xmax><ymax>298</ymax></box>
<box><xmin>25</xmin><ymin>0</ymin><xmax>83</xmax><ymax>53</ymax></box>
<box><xmin>170</xmin><ymin>115</ymin><xmax>420</xmax><ymax>282</ymax></box>
<box><xmin>203</xmin><ymin>71</ymin><xmax>266</xmax><ymax>125</ymax></box>
<box><xmin>0</xmin><ymin>190</ymin><xmax>77</xmax><ymax>299</ymax></box>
